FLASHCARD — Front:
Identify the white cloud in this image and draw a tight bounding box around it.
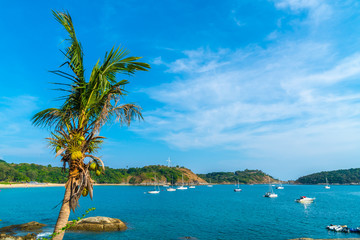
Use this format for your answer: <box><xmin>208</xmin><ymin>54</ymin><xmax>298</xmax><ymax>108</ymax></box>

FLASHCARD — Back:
<box><xmin>155</xmin><ymin>48</ymin><xmax>232</xmax><ymax>74</ymax></box>
<box><xmin>0</xmin><ymin>96</ymin><xmax>50</xmax><ymax>161</ymax></box>
<box><xmin>135</xmin><ymin>38</ymin><xmax>360</xmax><ymax>179</ymax></box>
<box><xmin>273</xmin><ymin>0</ymin><xmax>332</xmax><ymax>24</ymax></box>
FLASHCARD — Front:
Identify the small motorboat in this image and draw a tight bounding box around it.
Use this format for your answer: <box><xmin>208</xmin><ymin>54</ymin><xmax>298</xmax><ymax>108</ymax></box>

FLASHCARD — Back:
<box><xmin>295</xmin><ymin>196</ymin><xmax>315</xmax><ymax>203</ymax></box>
<box><xmin>189</xmin><ymin>185</ymin><xmax>195</xmax><ymax>189</ymax></box>
<box><xmin>264</xmin><ymin>192</ymin><xmax>278</xmax><ymax>198</ymax></box>
<box><xmin>327</xmin><ymin>225</ymin><xmax>348</xmax><ymax>232</ymax></box>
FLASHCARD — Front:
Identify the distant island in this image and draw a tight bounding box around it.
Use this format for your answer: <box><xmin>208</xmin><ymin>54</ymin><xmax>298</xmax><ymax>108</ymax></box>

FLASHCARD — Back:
<box><xmin>198</xmin><ymin>170</ymin><xmax>277</xmax><ymax>184</ymax></box>
<box><xmin>296</xmin><ymin>168</ymin><xmax>360</xmax><ymax>184</ymax></box>
<box><xmin>0</xmin><ymin>160</ymin><xmax>276</xmax><ymax>185</ymax></box>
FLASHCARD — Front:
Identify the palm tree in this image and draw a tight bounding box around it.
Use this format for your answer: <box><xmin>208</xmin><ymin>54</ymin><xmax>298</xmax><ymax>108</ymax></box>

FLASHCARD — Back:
<box><xmin>32</xmin><ymin>10</ymin><xmax>150</xmax><ymax>240</ymax></box>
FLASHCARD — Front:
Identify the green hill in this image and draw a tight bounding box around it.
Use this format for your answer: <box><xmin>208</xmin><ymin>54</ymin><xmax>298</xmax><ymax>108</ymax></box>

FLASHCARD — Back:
<box><xmin>198</xmin><ymin>169</ymin><xmax>277</xmax><ymax>184</ymax></box>
<box><xmin>296</xmin><ymin>168</ymin><xmax>360</xmax><ymax>184</ymax></box>
<box><xmin>0</xmin><ymin>160</ymin><xmax>68</xmax><ymax>183</ymax></box>
<box><xmin>0</xmin><ymin>160</ymin><xmax>205</xmax><ymax>184</ymax></box>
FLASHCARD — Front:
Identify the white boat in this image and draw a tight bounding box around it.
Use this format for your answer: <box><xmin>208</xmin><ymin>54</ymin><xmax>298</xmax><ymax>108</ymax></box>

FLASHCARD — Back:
<box><xmin>207</xmin><ymin>179</ymin><xmax>213</xmax><ymax>187</ymax></box>
<box><xmin>148</xmin><ymin>190</ymin><xmax>160</xmax><ymax>194</ymax></box>
<box><xmin>163</xmin><ymin>184</ymin><xmax>169</xmax><ymax>187</ymax></box>
<box><xmin>295</xmin><ymin>196</ymin><xmax>315</xmax><ymax>203</ymax></box>
<box><xmin>189</xmin><ymin>185</ymin><xmax>195</xmax><ymax>189</ymax></box>
<box><xmin>325</xmin><ymin>177</ymin><xmax>330</xmax><ymax>189</ymax></box>
<box><xmin>264</xmin><ymin>192</ymin><xmax>278</xmax><ymax>198</ymax></box>
<box><xmin>148</xmin><ymin>176</ymin><xmax>160</xmax><ymax>194</ymax></box>
<box><xmin>264</xmin><ymin>177</ymin><xmax>277</xmax><ymax>198</ymax></box>
<box><xmin>177</xmin><ymin>174</ymin><xmax>188</xmax><ymax>190</ymax></box>
<box><xmin>234</xmin><ymin>179</ymin><xmax>242</xmax><ymax>192</ymax></box>
<box><xmin>276</xmin><ymin>183</ymin><xmax>284</xmax><ymax>189</ymax></box>
<box><xmin>167</xmin><ymin>175</ymin><xmax>176</xmax><ymax>192</ymax></box>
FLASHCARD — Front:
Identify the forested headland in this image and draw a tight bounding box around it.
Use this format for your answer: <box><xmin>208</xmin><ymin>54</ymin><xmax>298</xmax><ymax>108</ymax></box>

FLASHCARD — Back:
<box><xmin>198</xmin><ymin>169</ymin><xmax>277</xmax><ymax>184</ymax></box>
<box><xmin>296</xmin><ymin>168</ymin><xmax>360</xmax><ymax>184</ymax></box>
<box><xmin>0</xmin><ymin>160</ymin><xmax>204</xmax><ymax>184</ymax></box>
<box><xmin>0</xmin><ymin>160</ymin><xmax>278</xmax><ymax>184</ymax></box>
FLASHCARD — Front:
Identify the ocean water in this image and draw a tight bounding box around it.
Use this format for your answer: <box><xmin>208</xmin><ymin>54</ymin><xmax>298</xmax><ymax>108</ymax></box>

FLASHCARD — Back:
<box><xmin>1</xmin><ymin>184</ymin><xmax>360</xmax><ymax>240</ymax></box>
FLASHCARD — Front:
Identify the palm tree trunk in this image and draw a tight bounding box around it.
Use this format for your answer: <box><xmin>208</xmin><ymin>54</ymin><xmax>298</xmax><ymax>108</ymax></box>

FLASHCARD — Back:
<box><xmin>53</xmin><ymin>180</ymin><xmax>71</xmax><ymax>240</ymax></box>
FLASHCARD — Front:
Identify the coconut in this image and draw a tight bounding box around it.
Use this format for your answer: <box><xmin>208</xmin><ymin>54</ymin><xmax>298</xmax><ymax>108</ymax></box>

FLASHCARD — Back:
<box><xmin>96</xmin><ymin>170</ymin><xmax>101</xmax><ymax>176</ymax></box>
<box><xmin>80</xmin><ymin>136</ymin><xmax>85</xmax><ymax>141</ymax></box>
<box><xmin>82</xmin><ymin>188</ymin><xmax>88</xmax><ymax>197</ymax></box>
<box><xmin>90</xmin><ymin>162</ymin><xmax>97</xmax><ymax>171</ymax></box>
<box><xmin>56</xmin><ymin>146</ymin><xmax>61</xmax><ymax>153</ymax></box>
<box><xmin>71</xmin><ymin>151</ymin><xmax>83</xmax><ymax>160</ymax></box>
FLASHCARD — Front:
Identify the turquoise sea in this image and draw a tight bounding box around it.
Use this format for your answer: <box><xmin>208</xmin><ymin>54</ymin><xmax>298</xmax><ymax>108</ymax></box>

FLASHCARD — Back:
<box><xmin>1</xmin><ymin>184</ymin><xmax>360</xmax><ymax>239</ymax></box>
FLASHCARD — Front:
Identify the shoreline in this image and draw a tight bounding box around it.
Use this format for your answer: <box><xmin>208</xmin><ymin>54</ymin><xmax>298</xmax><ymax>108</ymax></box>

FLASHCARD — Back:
<box><xmin>1</xmin><ymin>182</ymin><xmax>360</xmax><ymax>189</ymax></box>
<box><xmin>0</xmin><ymin>183</ymin><xmax>65</xmax><ymax>189</ymax></box>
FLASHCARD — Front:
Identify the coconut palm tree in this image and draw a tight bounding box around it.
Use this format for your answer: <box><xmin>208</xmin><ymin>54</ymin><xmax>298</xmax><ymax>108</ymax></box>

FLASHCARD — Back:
<box><xmin>32</xmin><ymin>10</ymin><xmax>150</xmax><ymax>240</ymax></box>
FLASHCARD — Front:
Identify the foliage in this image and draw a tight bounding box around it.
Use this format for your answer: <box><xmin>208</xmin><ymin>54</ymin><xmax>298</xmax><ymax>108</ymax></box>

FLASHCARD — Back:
<box><xmin>198</xmin><ymin>169</ymin><xmax>276</xmax><ymax>184</ymax></box>
<box><xmin>0</xmin><ymin>161</ymin><xmax>189</xmax><ymax>184</ymax></box>
<box><xmin>296</xmin><ymin>168</ymin><xmax>360</xmax><ymax>184</ymax></box>
<box><xmin>0</xmin><ymin>160</ymin><xmax>67</xmax><ymax>183</ymax></box>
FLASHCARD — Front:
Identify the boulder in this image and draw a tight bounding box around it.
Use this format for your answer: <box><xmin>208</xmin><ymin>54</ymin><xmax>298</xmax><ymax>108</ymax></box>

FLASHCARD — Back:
<box><xmin>67</xmin><ymin>216</ymin><xmax>127</xmax><ymax>232</ymax></box>
<box><xmin>0</xmin><ymin>233</ymin><xmax>36</xmax><ymax>240</ymax></box>
<box><xmin>0</xmin><ymin>222</ymin><xmax>45</xmax><ymax>234</ymax></box>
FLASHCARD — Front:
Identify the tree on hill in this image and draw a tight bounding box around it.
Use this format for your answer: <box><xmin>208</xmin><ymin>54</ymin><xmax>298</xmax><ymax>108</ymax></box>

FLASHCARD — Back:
<box><xmin>32</xmin><ymin>10</ymin><xmax>150</xmax><ymax>240</ymax></box>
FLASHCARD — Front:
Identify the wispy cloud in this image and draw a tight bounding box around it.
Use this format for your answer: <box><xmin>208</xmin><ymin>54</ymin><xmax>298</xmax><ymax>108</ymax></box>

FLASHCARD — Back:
<box><xmin>137</xmin><ymin>29</ymin><xmax>360</xmax><ymax>178</ymax></box>
<box><xmin>273</xmin><ymin>0</ymin><xmax>332</xmax><ymax>24</ymax></box>
<box><xmin>0</xmin><ymin>96</ymin><xmax>49</xmax><ymax>162</ymax></box>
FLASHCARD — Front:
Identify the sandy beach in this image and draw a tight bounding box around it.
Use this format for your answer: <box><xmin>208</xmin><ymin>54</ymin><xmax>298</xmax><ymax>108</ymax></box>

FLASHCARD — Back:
<box><xmin>0</xmin><ymin>183</ymin><xmax>137</xmax><ymax>189</ymax></box>
<box><xmin>0</xmin><ymin>183</ymin><xmax>65</xmax><ymax>189</ymax></box>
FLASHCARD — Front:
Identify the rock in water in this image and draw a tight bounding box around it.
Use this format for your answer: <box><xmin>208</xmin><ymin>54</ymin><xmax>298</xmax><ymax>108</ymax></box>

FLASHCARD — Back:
<box><xmin>0</xmin><ymin>221</ymin><xmax>45</xmax><ymax>234</ymax></box>
<box><xmin>0</xmin><ymin>233</ymin><xmax>37</xmax><ymax>240</ymax></box>
<box><xmin>68</xmin><ymin>217</ymin><xmax>127</xmax><ymax>232</ymax></box>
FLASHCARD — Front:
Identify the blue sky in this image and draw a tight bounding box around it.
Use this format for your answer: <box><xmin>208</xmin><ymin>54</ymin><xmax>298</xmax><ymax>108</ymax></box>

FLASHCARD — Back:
<box><xmin>1</xmin><ymin>0</ymin><xmax>360</xmax><ymax>180</ymax></box>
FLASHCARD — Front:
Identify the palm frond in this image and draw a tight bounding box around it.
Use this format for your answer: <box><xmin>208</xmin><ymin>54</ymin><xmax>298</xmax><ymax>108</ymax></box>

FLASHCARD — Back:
<box><xmin>31</xmin><ymin>108</ymin><xmax>63</xmax><ymax>128</ymax></box>
<box><xmin>52</xmin><ymin>10</ymin><xmax>85</xmax><ymax>83</ymax></box>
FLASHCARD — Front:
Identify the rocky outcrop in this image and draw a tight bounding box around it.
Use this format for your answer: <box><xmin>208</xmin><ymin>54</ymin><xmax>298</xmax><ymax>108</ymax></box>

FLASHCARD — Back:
<box><xmin>0</xmin><ymin>233</ymin><xmax>36</xmax><ymax>240</ymax></box>
<box><xmin>0</xmin><ymin>222</ymin><xmax>45</xmax><ymax>235</ymax></box>
<box><xmin>68</xmin><ymin>216</ymin><xmax>127</xmax><ymax>232</ymax></box>
<box><xmin>178</xmin><ymin>168</ymin><xmax>207</xmax><ymax>184</ymax></box>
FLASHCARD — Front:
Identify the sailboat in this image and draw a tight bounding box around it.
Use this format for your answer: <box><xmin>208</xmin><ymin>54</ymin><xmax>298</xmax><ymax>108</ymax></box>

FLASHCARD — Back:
<box><xmin>207</xmin><ymin>179</ymin><xmax>213</xmax><ymax>187</ymax></box>
<box><xmin>234</xmin><ymin>179</ymin><xmax>242</xmax><ymax>192</ymax></box>
<box><xmin>276</xmin><ymin>183</ymin><xmax>284</xmax><ymax>190</ymax></box>
<box><xmin>264</xmin><ymin>177</ymin><xmax>278</xmax><ymax>198</ymax></box>
<box><xmin>324</xmin><ymin>177</ymin><xmax>330</xmax><ymax>189</ymax></box>
<box><xmin>177</xmin><ymin>174</ymin><xmax>188</xmax><ymax>190</ymax></box>
<box><xmin>148</xmin><ymin>175</ymin><xmax>160</xmax><ymax>194</ymax></box>
<box><xmin>166</xmin><ymin>175</ymin><xmax>176</xmax><ymax>192</ymax></box>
